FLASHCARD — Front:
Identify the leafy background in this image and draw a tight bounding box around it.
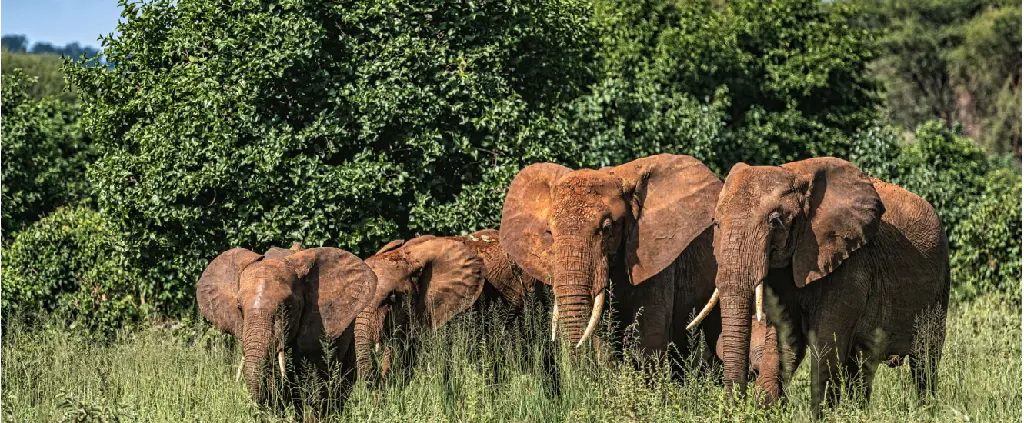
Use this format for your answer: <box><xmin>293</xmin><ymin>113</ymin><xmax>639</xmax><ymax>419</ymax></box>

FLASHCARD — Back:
<box><xmin>1</xmin><ymin>0</ymin><xmax>1020</xmax><ymax>329</ymax></box>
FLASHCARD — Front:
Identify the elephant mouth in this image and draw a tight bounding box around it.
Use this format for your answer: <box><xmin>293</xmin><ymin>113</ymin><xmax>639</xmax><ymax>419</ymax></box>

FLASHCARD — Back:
<box><xmin>687</xmin><ymin>282</ymin><xmax>765</xmax><ymax>329</ymax></box>
<box><xmin>550</xmin><ymin>289</ymin><xmax>605</xmax><ymax>348</ymax></box>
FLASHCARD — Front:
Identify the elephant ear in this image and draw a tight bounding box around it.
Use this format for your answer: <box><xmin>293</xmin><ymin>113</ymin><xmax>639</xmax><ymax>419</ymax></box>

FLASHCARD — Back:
<box><xmin>196</xmin><ymin>248</ymin><xmax>262</xmax><ymax>336</ymax></box>
<box><xmin>782</xmin><ymin>158</ymin><xmax>885</xmax><ymax>287</ymax></box>
<box><xmin>500</xmin><ymin>162</ymin><xmax>572</xmax><ymax>284</ymax></box>
<box><xmin>285</xmin><ymin>248</ymin><xmax>378</xmax><ymax>339</ymax></box>
<box><xmin>407</xmin><ymin>238</ymin><xmax>486</xmax><ymax>328</ymax></box>
<box><xmin>607</xmin><ymin>154</ymin><xmax>723</xmax><ymax>284</ymax></box>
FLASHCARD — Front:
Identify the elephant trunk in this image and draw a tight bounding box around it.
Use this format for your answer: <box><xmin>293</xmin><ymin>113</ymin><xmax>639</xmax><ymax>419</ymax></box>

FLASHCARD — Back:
<box><xmin>242</xmin><ymin>309</ymin><xmax>277</xmax><ymax>402</ymax></box>
<box><xmin>354</xmin><ymin>304</ymin><xmax>388</xmax><ymax>380</ymax></box>
<box><xmin>717</xmin><ymin>226</ymin><xmax>770</xmax><ymax>398</ymax></box>
<box><xmin>756</xmin><ymin>324</ymin><xmax>783</xmax><ymax>404</ymax></box>
<box><xmin>552</xmin><ymin>237</ymin><xmax>606</xmax><ymax>347</ymax></box>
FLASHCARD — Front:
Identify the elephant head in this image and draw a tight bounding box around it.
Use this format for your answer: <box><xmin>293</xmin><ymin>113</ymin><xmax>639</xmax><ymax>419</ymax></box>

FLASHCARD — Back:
<box><xmin>354</xmin><ymin>236</ymin><xmax>486</xmax><ymax>378</ymax></box>
<box><xmin>196</xmin><ymin>246</ymin><xmax>377</xmax><ymax>402</ymax></box>
<box><xmin>500</xmin><ymin>154</ymin><xmax>722</xmax><ymax>347</ymax></box>
<box><xmin>690</xmin><ymin>157</ymin><xmax>884</xmax><ymax>396</ymax></box>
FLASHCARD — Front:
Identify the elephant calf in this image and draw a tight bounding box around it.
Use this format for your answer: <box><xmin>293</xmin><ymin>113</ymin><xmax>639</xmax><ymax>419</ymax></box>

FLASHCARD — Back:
<box><xmin>354</xmin><ymin>229</ymin><xmax>545</xmax><ymax>379</ymax></box>
<box><xmin>196</xmin><ymin>243</ymin><xmax>377</xmax><ymax>406</ymax></box>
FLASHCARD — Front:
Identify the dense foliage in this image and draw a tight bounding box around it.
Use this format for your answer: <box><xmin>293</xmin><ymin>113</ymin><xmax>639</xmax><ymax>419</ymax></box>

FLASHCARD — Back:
<box><xmin>863</xmin><ymin>0</ymin><xmax>1022</xmax><ymax>157</ymax></box>
<box><xmin>1</xmin><ymin>206</ymin><xmax>143</xmax><ymax>329</ymax></box>
<box><xmin>1</xmin><ymin>71</ymin><xmax>94</xmax><ymax>238</ymax></box>
<box><xmin>1</xmin><ymin>0</ymin><xmax>1019</xmax><ymax>326</ymax></box>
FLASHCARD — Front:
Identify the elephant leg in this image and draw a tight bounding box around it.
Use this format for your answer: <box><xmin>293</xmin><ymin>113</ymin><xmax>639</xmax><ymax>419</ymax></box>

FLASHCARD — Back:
<box><xmin>808</xmin><ymin>312</ymin><xmax>858</xmax><ymax>417</ymax></box>
<box><xmin>843</xmin><ymin>349</ymin><xmax>878</xmax><ymax>407</ymax></box>
<box><xmin>809</xmin><ymin>334</ymin><xmax>849</xmax><ymax>417</ymax></box>
<box><xmin>857</xmin><ymin>359</ymin><xmax>879</xmax><ymax>405</ymax></box>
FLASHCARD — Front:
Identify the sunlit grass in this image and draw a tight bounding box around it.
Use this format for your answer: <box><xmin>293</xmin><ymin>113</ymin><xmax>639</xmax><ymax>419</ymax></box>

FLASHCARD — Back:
<box><xmin>2</xmin><ymin>294</ymin><xmax>1019</xmax><ymax>422</ymax></box>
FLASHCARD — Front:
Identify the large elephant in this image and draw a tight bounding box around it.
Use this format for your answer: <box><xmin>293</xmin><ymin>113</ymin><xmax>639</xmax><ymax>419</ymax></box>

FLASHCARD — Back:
<box><xmin>196</xmin><ymin>244</ymin><xmax>377</xmax><ymax>405</ymax></box>
<box><xmin>689</xmin><ymin>157</ymin><xmax>949</xmax><ymax>415</ymax></box>
<box><xmin>354</xmin><ymin>229</ymin><xmax>544</xmax><ymax>379</ymax></box>
<box><xmin>500</xmin><ymin>154</ymin><xmax>722</xmax><ymax>365</ymax></box>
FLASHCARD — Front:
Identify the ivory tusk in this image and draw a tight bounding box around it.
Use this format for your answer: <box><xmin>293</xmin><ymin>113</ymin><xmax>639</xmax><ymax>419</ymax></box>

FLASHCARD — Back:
<box><xmin>755</xmin><ymin>283</ymin><xmax>764</xmax><ymax>322</ymax></box>
<box><xmin>235</xmin><ymin>356</ymin><xmax>244</xmax><ymax>382</ymax></box>
<box><xmin>550</xmin><ymin>302</ymin><xmax>559</xmax><ymax>342</ymax></box>
<box><xmin>576</xmin><ymin>290</ymin><xmax>605</xmax><ymax>348</ymax></box>
<box><xmin>374</xmin><ymin>342</ymin><xmax>381</xmax><ymax>354</ymax></box>
<box><xmin>277</xmin><ymin>351</ymin><xmax>287</xmax><ymax>379</ymax></box>
<box><xmin>686</xmin><ymin>288</ymin><xmax>720</xmax><ymax>330</ymax></box>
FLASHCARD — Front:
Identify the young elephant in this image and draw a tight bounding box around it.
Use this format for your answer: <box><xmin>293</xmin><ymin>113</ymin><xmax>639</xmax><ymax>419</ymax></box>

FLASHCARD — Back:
<box><xmin>353</xmin><ymin>229</ymin><xmax>544</xmax><ymax>379</ymax></box>
<box><xmin>500</xmin><ymin>154</ymin><xmax>722</xmax><ymax>367</ymax></box>
<box><xmin>688</xmin><ymin>157</ymin><xmax>949</xmax><ymax>416</ymax></box>
<box><xmin>196</xmin><ymin>245</ymin><xmax>377</xmax><ymax>404</ymax></box>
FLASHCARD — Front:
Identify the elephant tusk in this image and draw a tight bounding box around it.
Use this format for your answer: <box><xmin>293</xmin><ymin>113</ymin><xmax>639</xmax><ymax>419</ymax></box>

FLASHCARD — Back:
<box><xmin>235</xmin><ymin>356</ymin><xmax>244</xmax><ymax>382</ymax></box>
<box><xmin>755</xmin><ymin>283</ymin><xmax>764</xmax><ymax>322</ymax></box>
<box><xmin>686</xmin><ymin>288</ymin><xmax>719</xmax><ymax>330</ymax></box>
<box><xmin>550</xmin><ymin>302</ymin><xmax>559</xmax><ymax>342</ymax></box>
<box><xmin>374</xmin><ymin>342</ymin><xmax>381</xmax><ymax>354</ymax></box>
<box><xmin>277</xmin><ymin>351</ymin><xmax>287</xmax><ymax>379</ymax></box>
<box><xmin>576</xmin><ymin>290</ymin><xmax>605</xmax><ymax>348</ymax></box>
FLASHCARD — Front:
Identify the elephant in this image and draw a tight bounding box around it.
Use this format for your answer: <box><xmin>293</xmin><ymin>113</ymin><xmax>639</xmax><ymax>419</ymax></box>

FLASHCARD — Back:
<box><xmin>196</xmin><ymin>243</ymin><xmax>377</xmax><ymax>406</ymax></box>
<box><xmin>500</xmin><ymin>154</ymin><xmax>723</xmax><ymax>368</ymax></box>
<box><xmin>354</xmin><ymin>229</ymin><xmax>546</xmax><ymax>380</ymax></box>
<box><xmin>687</xmin><ymin>157</ymin><xmax>949</xmax><ymax>416</ymax></box>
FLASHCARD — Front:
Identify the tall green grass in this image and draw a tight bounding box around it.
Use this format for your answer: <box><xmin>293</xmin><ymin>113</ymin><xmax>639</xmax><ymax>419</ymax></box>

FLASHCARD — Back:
<box><xmin>2</xmin><ymin>294</ymin><xmax>1019</xmax><ymax>422</ymax></box>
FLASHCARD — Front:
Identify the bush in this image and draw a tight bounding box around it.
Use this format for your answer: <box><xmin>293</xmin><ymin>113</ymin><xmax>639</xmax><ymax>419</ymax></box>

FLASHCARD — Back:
<box><xmin>1</xmin><ymin>70</ymin><xmax>94</xmax><ymax>238</ymax></box>
<box><xmin>950</xmin><ymin>168</ymin><xmax>1022</xmax><ymax>300</ymax></box>
<box><xmin>584</xmin><ymin>0</ymin><xmax>881</xmax><ymax>170</ymax></box>
<box><xmin>1</xmin><ymin>206</ymin><xmax>144</xmax><ymax>330</ymax></box>
<box><xmin>892</xmin><ymin>120</ymin><xmax>992</xmax><ymax>229</ymax></box>
<box><xmin>66</xmin><ymin>0</ymin><xmax>594</xmax><ymax>315</ymax></box>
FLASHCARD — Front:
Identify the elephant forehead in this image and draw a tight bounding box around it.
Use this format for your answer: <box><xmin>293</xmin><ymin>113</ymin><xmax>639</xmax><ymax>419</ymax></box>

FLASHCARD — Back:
<box><xmin>239</xmin><ymin>261</ymin><xmax>294</xmax><ymax>307</ymax></box>
<box><xmin>552</xmin><ymin>170</ymin><xmax>621</xmax><ymax>200</ymax></box>
<box><xmin>719</xmin><ymin>167</ymin><xmax>797</xmax><ymax>211</ymax></box>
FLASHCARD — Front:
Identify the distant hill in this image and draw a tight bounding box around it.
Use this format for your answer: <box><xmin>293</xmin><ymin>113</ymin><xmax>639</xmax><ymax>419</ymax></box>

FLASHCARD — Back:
<box><xmin>1</xmin><ymin>35</ymin><xmax>105</xmax><ymax>103</ymax></box>
<box><xmin>1</xmin><ymin>34</ymin><xmax>100</xmax><ymax>60</ymax></box>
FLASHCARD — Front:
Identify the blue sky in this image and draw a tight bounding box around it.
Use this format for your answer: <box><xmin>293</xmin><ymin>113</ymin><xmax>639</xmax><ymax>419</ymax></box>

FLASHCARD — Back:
<box><xmin>3</xmin><ymin>1</ymin><xmax>122</xmax><ymax>47</ymax></box>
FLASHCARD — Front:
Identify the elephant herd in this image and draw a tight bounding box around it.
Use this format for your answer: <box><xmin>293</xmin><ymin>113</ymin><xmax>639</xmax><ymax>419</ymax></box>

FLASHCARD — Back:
<box><xmin>196</xmin><ymin>155</ymin><xmax>949</xmax><ymax>417</ymax></box>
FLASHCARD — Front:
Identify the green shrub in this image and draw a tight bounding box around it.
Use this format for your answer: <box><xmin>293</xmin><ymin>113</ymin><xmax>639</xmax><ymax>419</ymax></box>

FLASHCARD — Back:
<box><xmin>1</xmin><ymin>206</ymin><xmax>144</xmax><ymax>329</ymax></box>
<box><xmin>66</xmin><ymin>0</ymin><xmax>594</xmax><ymax>315</ymax></box>
<box><xmin>893</xmin><ymin>120</ymin><xmax>992</xmax><ymax>229</ymax></box>
<box><xmin>1</xmin><ymin>70</ymin><xmax>94</xmax><ymax>238</ymax></box>
<box><xmin>585</xmin><ymin>0</ymin><xmax>881</xmax><ymax>169</ymax></box>
<box><xmin>950</xmin><ymin>168</ymin><xmax>1022</xmax><ymax>300</ymax></box>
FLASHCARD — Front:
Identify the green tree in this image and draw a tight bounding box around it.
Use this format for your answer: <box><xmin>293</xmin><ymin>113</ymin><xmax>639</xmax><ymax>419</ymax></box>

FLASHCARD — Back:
<box><xmin>862</xmin><ymin>0</ymin><xmax>1021</xmax><ymax>157</ymax></box>
<box><xmin>1</xmin><ymin>71</ymin><xmax>94</xmax><ymax>238</ymax></box>
<box><xmin>566</xmin><ymin>0</ymin><xmax>881</xmax><ymax>171</ymax></box>
<box><xmin>66</xmin><ymin>0</ymin><xmax>594</xmax><ymax>315</ymax></box>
